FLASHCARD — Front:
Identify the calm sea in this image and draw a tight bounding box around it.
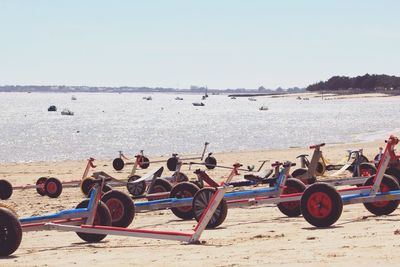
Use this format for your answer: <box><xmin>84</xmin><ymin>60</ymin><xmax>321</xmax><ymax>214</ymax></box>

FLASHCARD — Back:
<box><xmin>1</xmin><ymin>92</ymin><xmax>399</xmax><ymax>163</ymax></box>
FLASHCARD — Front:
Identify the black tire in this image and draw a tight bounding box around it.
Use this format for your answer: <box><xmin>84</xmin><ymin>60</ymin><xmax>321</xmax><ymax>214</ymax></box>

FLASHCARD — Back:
<box><xmin>191</xmin><ymin>180</ymin><xmax>204</xmax><ymax>189</ymax></box>
<box><xmin>348</xmin><ymin>155</ymin><xmax>369</xmax><ymax>171</ymax></box>
<box><xmin>126</xmin><ymin>175</ymin><xmax>146</xmax><ymax>196</ymax></box>
<box><xmin>44</xmin><ymin>177</ymin><xmax>63</xmax><ymax>198</ymax></box>
<box><xmin>101</xmin><ymin>190</ymin><xmax>135</xmax><ymax>227</ymax></box>
<box><xmin>192</xmin><ymin>188</ymin><xmax>228</xmax><ymax>228</ymax></box>
<box><xmin>169</xmin><ymin>182</ymin><xmax>200</xmax><ymax>219</ymax></box>
<box><xmin>167</xmin><ymin>157</ymin><xmax>178</xmax><ymax>172</ymax></box>
<box><xmin>75</xmin><ymin>199</ymin><xmax>112</xmax><ymax>242</ymax></box>
<box><xmin>149</xmin><ymin>178</ymin><xmax>172</xmax><ymax>194</ymax></box>
<box><xmin>172</xmin><ymin>172</ymin><xmax>189</xmax><ymax>183</ymax></box>
<box><xmin>315</xmin><ymin>161</ymin><xmax>326</xmax><ymax>176</ymax></box>
<box><xmin>363</xmin><ymin>175</ymin><xmax>400</xmax><ymax>215</ymax></box>
<box><xmin>277</xmin><ymin>178</ymin><xmax>306</xmax><ymax>217</ymax></box>
<box><xmin>112</xmin><ymin>158</ymin><xmax>125</xmax><ymax>171</ymax></box>
<box><xmin>36</xmin><ymin>177</ymin><xmax>48</xmax><ymax>196</ymax></box>
<box><xmin>81</xmin><ymin>177</ymin><xmax>95</xmax><ymax>196</ymax></box>
<box><xmin>139</xmin><ymin>156</ymin><xmax>150</xmax><ymax>169</ymax></box>
<box><xmin>291</xmin><ymin>168</ymin><xmax>307</xmax><ymax>178</ymax></box>
<box><xmin>0</xmin><ymin>207</ymin><xmax>22</xmax><ymax>256</ymax></box>
<box><xmin>301</xmin><ymin>183</ymin><xmax>343</xmax><ymax>227</ymax></box>
<box><xmin>205</xmin><ymin>156</ymin><xmax>217</xmax><ymax>169</ymax></box>
<box><xmin>0</xmin><ymin>180</ymin><xmax>13</xmax><ymax>200</ymax></box>
<box><xmin>353</xmin><ymin>162</ymin><xmax>377</xmax><ymax>177</ymax></box>
<box><xmin>385</xmin><ymin>168</ymin><xmax>400</xmax><ymax>184</ymax></box>
<box><xmin>88</xmin><ymin>184</ymin><xmax>113</xmax><ymax>198</ymax></box>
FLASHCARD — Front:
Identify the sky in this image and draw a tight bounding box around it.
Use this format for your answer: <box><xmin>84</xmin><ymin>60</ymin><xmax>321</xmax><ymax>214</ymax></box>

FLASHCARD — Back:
<box><xmin>0</xmin><ymin>1</ymin><xmax>399</xmax><ymax>89</ymax></box>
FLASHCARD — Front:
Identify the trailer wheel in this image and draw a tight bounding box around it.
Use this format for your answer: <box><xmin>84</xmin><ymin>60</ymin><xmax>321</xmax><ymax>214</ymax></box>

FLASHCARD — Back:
<box><xmin>290</xmin><ymin>168</ymin><xmax>315</xmax><ymax>184</ymax></box>
<box><xmin>102</xmin><ymin>190</ymin><xmax>135</xmax><ymax>227</ymax></box>
<box><xmin>205</xmin><ymin>156</ymin><xmax>217</xmax><ymax>169</ymax></box>
<box><xmin>172</xmin><ymin>172</ymin><xmax>189</xmax><ymax>183</ymax></box>
<box><xmin>147</xmin><ymin>178</ymin><xmax>172</xmax><ymax>200</ymax></box>
<box><xmin>301</xmin><ymin>183</ymin><xmax>343</xmax><ymax>227</ymax></box>
<box><xmin>348</xmin><ymin>155</ymin><xmax>369</xmax><ymax>171</ymax></box>
<box><xmin>0</xmin><ymin>180</ymin><xmax>13</xmax><ymax>200</ymax></box>
<box><xmin>45</xmin><ymin>178</ymin><xmax>63</xmax><ymax>198</ymax></box>
<box><xmin>126</xmin><ymin>175</ymin><xmax>146</xmax><ymax>196</ymax></box>
<box><xmin>88</xmin><ymin>184</ymin><xmax>112</xmax><ymax>198</ymax></box>
<box><xmin>353</xmin><ymin>162</ymin><xmax>377</xmax><ymax>178</ymax></box>
<box><xmin>0</xmin><ymin>207</ymin><xmax>22</xmax><ymax>256</ymax></box>
<box><xmin>193</xmin><ymin>188</ymin><xmax>228</xmax><ymax>228</ymax></box>
<box><xmin>138</xmin><ymin>156</ymin><xmax>150</xmax><ymax>169</ymax></box>
<box><xmin>80</xmin><ymin>177</ymin><xmax>95</xmax><ymax>196</ymax></box>
<box><xmin>277</xmin><ymin>178</ymin><xmax>306</xmax><ymax>217</ymax></box>
<box><xmin>315</xmin><ymin>161</ymin><xmax>326</xmax><ymax>176</ymax></box>
<box><xmin>76</xmin><ymin>199</ymin><xmax>112</xmax><ymax>242</ymax></box>
<box><xmin>167</xmin><ymin>157</ymin><xmax>178</xmax><ymax>171</ymax></box>
<box><xmin>112</xmin><ymin>158</ymin><xmax>125</xmax><ymax>171</ymax></box>
<box><xmin>363</xmin><ymin>175</ymin><xmax>400</xmax><ymax>215</ymax></box>
<box><xmin>36</xmin><ymin>177</ymin><xmax>48</xmax><ymax>196</ymax></box>
<box><xmin>169</xmin><ymin>182</ymin><xmax>200</xmax><ymax>219</ymax></box>
<box><xmin>385</xmin><ymin>168</ymin><xmax>400</xmax><ymax>184</ymax></box>
<box><xmin>190</xmin><ymin>180</ymin><xmax>204</xmax><ymax>189</ymax></box>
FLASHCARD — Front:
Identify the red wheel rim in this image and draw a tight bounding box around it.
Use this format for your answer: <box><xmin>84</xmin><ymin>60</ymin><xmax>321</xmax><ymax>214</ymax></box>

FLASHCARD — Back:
<box><xmin>307</xmin><ymin>192</ymin><xmax>333</xmax><ymax>218</ymax></box>
<box><xmin>47</xmin><ymin>182</ymin><xmax>57</xmax><ymax>194</ymax></box>
<box><xmin>106</xmin><ymin>199</ymin><xmax>125</xmax><ymax>222</ymax></box>
<box><xmin>360</xmin><ymin>168</ymin><xmax>372</xmax><ymax>177</ymax></box>
<box><xmin>37</xmin><ymin>181</ymin><xmax>46</xmax><ymax>194</ymax></box>
<box><xmin>148</xmin><ymin>185</ymin><xmax>168</xmax><ymax>200</ymax></box>
<box><xmin>280</xmin><ymin>186</ymin><xmax>300</xmax><ymax>210</ymax></box>
<box><xmin>371</xmin><ymin>183</ymin><xmax>390</xmax><ymax>208</ymax></box>
<box><xmin>176</xmin><ymin>190</ymin><xmax>194</xmax><ymax>212</ymax></box>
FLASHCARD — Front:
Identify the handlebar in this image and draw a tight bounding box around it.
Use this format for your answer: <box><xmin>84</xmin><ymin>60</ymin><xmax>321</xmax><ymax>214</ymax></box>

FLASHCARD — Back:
<box><xmin>310</xmin><ymin>143</ymin><xmax>325</xmax><ymax>149</ymax></box>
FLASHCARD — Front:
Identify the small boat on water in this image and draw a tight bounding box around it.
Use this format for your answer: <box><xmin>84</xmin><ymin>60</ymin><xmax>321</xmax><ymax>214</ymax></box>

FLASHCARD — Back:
<box><xmin>259</xmin><ymin>105</ymin><xmax>269</xmax><ymax>111</ymax></box>
<box><xmin>71</xmin><ymin>95</ymin><xmax>77</xmax><ymax>100</ymax></box>
<box><xmin>192</xmin><ymin>102</ymin><xmax>205</xmax><ymax>107</ymax></box>
<box><xmin>61</xmin><ymin>108</ymin><xmax>74</xmax><ymax>116</ymax></box>
<box><xmin>175</xmin><ymin>97</ymin><xmax>184</xmax><ymax>100</ymax></box>
<box><xmin>230</xmin><ymin>96</ymin><xmax>236</xmax><ymax>99</ymax></box>
<box><xmin>143</xmin><ymin>96</ymin><xmax>152</xmax><ymax>100</ymax></box>
<box><xmin>248</xmin><ymin>97</ymin><xmax>257</xmax><ymax>101</ymax></box>
<box><xmin>48</xmin><ymin>105</ymin><xmax>57</xmax><ymax>112</ymax></box>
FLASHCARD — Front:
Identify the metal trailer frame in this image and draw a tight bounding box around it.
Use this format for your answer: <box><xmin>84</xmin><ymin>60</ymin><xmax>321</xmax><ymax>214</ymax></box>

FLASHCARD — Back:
<box><xmin>300</xmin><ymin>135</ymin><xmax>400</xmax><ymax>227</ymax></box>
<box><xmin>112</xmin><ymin>142</ymin><xmax>214</xmax><ymax>171</ymax></box>
<box><xmin>293</xmin><ymin>143</ymin><xmax>374</xmax><ymax>185</ymax></box>
<box><xmin>16</xmin><ymin>176</ymin><xmax>228</xmax><ymax>248</ymax></box>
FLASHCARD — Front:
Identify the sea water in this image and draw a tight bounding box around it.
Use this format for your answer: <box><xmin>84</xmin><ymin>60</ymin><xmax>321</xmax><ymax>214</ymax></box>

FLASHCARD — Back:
<box><xmin>1</xmin><ymin>92</ymin><xmax>399</xmax><ymax>163</ymax></box>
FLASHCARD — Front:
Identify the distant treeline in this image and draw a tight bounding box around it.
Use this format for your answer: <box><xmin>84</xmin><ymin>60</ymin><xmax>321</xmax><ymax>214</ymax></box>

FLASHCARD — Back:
<box><xmin>306</xmin><ymin>74</ymin><xmax>400</xmax><ymax>92</ymax></box>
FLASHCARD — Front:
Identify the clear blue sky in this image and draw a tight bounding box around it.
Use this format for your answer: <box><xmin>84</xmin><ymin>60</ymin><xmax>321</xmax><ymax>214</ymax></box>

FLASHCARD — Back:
<box><xmin>0</xmin><ymin>0</ymin><xmax>399</xmax><ymax>89</ymax></box>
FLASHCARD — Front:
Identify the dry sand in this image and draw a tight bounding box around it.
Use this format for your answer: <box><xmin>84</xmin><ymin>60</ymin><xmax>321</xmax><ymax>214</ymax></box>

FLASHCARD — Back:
<box><xmin>1</xmin><ymin>137</ymin><xmax>400</xmax><ymax>266</ymax></box>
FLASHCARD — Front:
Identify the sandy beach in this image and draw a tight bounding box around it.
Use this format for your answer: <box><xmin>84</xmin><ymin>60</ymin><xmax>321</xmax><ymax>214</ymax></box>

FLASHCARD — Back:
<box><xmin>2</xmin><ymin>136</ymin><xmax>400</xmax><ymax>266</ymax></box>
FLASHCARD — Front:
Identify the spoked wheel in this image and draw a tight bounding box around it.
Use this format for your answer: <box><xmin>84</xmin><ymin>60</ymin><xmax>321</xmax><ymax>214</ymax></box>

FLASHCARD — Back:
<box><xmin>192</xmin><ymin>188</ymin><xmax>228</xmax><ymax>228</ymax></box>
<box><xmin>169</xmin><ymin>182</ymin><xmax>200</xmax><ymax>219</ymax></box>
<box><xmin>204</xmin><ymin>156</ymin><xmax>217</xmax><ymax>169</ymax></box>
<box><xmin>301</xmin><ymin>183</ymin><xmax>343</xmax><ymax>227</ymax></box>
<box><xmin>80</xmin><ymin>177</ymin><xmax>95</xmax><ymax>196</ymax></box>
<box><xmin>112</xmin><ymin>158</ymin><xmax>125</xmax><ymax>171</ymax></box>
<box><xmin>0</xmin><ymin>180</ymin><xmax>13</xmax><ymax>200</ymax></box>
<box><xmin>36</xmin><ymin>177</ymin><xmax>48</xmax><ymax>196</ymax></box>
<box><xmin>101</xmin><ymin>190</ymin><xmax>135</xmax><ymax>227</ymax></box>
<box><xmin>172</xmin><ymin>172</ymin><xmax>189</xmax><ymax>183</ymax></box>
<box><xmin>147</xmin><ymin>178</ymin><xmax>172</xmax><ymax>201</ymax></box>
<box><xmin>363</xmin><ymin>175</ymin><xmax>400</xmax><ymax>215</ymax></box>
<box><xmin>138</xmin><ymin>156</ymin><xmax>150</xmax><ymax>169</ymax></box>
<box><xmin>167</xmin><ymin>157</ymin><xmax>178</xmax><ymax>172</ymax></box>
<box><xmin>75</xmin><ymin>199</ymin><xmax>112</xmax><ymax>242</ymax></box>
<box><xmin>277</xmin><ymin>178</ymin><xmax>306</xmax><ymax>217</ymax></box>
<box><xmin>44</xmin><ymin>177</ymin><xmax>63</xmax><ymax>198</ymax></box>
<box><xmin>126</xmin><ymin>175</ymin><xmax>146</xmax><ymax>196</ymax></box>
<box><xmin>0</xmin><ymin>207</ymin><xmax>22</xmax><ymax>256</ymax></box>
